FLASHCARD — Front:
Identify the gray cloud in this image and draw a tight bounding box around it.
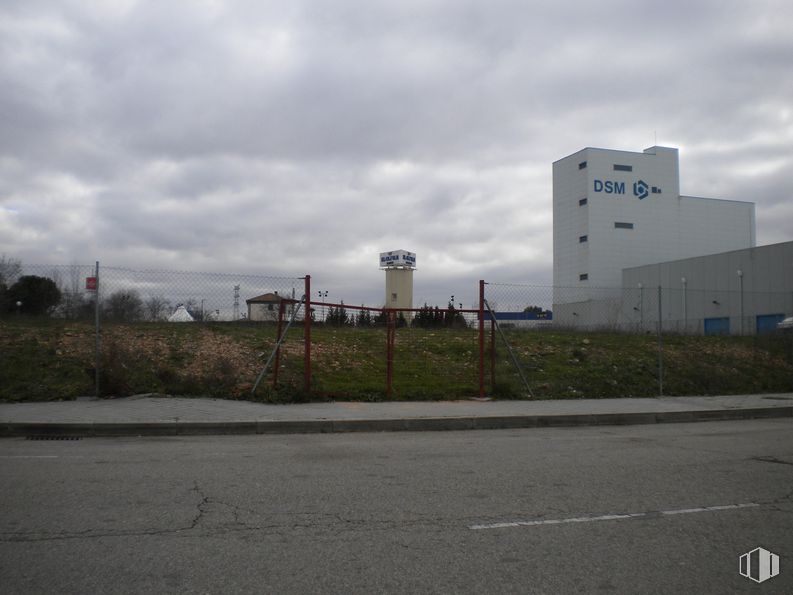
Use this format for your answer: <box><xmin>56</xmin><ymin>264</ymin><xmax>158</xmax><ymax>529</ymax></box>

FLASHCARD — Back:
<box><xmin>1</xmin><ymin>0</ymin><xmax>791</xmax><ymax>307</ymax></box>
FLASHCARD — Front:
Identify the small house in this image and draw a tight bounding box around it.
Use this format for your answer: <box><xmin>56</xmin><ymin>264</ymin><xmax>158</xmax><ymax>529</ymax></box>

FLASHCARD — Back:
<box><xmin>246</xmin><ymin>292</ymin><xmax>283</xmax><ymax>322</ymax></box>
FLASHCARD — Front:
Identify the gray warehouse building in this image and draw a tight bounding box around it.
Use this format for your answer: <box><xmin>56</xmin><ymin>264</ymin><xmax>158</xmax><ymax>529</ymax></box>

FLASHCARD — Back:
<box><xmin>620</xmin><ymin>241</ymin><xmax>793</xmax><ymax>335</ymax></box>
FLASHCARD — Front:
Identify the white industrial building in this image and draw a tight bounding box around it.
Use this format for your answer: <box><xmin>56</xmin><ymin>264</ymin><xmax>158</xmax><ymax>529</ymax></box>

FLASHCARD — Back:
<box><xmin>552</xmin><ymin>146</ymin><xmax>756</xmax><ymax>328</ymax></box>
<box><xmin>621</xmin><ymin>241</ymin><xmax>793</xmax><ymax>335</ymax></box>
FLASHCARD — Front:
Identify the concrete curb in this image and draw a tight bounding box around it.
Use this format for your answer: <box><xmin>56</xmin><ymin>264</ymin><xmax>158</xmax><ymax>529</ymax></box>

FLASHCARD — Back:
<box><xmin>2</xmin><ymin>406</ymin><xmax>791</xmax><ymax>438</ymax></box>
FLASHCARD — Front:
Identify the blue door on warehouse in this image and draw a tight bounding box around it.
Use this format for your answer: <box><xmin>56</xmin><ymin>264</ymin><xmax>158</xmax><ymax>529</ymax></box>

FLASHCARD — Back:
<box><xmin>756</xmin><ymin>314</ymin><xmax>785</xmax><ymax>334</ymax></box>
<box><xmin>704</xmin><ymin>317</ymin><xmax>730</xmax><ymax>336</ymax></box>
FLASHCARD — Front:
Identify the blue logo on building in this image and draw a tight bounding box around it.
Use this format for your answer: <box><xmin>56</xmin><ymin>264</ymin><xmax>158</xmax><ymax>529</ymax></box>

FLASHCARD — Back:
<box><xmin>633</xmin><ymin>180</ymin><xmax>649</xmax><ymax>200</ymax></box>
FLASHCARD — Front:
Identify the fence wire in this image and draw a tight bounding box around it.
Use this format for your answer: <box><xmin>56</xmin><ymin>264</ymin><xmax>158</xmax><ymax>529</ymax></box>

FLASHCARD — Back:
<box><xmin>484</xmin><ymin>281</ymin><xmax>793</xmax><ymax>399</ymax></box>
<box><xmin>0</xmin><ymin>263</ymin><xmax>304</xmax><ymax>400</ymax></box>
<box><xmin>306</xmin><ymin>301</ymin><xmax>481</xmax><ymax>400</ymax></box>
<box><xmin>1</xmin><ymin>262</ymin><xmax>792</xmax><ymax>402</ymax></box>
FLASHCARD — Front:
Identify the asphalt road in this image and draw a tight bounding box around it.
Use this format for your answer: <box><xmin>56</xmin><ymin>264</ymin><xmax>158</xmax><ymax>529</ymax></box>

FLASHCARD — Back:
<box><xmin>1</xmin><ymin>420</ymin><xmax>792</xmax><ymax>594</ymax></box>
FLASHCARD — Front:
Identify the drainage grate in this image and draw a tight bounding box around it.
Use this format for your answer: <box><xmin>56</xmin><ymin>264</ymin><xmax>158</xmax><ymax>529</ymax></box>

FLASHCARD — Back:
<box><xmin>26</xmin><ymin>435</ymin><xmax>83</xmax><ymax>441</ymax></box>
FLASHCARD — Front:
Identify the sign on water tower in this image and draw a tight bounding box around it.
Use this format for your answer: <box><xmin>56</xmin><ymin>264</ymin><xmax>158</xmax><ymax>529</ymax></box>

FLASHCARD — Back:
<box><xmin>379</xmin><ymin>250</ymin><xmax>416</xmax><ymax>269</ymax></box>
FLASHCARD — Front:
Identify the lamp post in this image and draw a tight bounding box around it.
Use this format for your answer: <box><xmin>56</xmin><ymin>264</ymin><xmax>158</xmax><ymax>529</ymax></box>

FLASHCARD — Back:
<box><xmin>318</xmin><ymin>291</ymin><xmax>328</xmax><ymax>322</ymax></box>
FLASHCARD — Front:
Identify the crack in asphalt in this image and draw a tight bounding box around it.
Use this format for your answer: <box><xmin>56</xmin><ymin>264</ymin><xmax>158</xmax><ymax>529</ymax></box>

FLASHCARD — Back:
<box><xmin>751</xmin><ymin>456</ymin><xmax>793</xmax><ymax>467</ymax></box>
<box><xmin>0</xmin><ymin>476</ymin><xmax>463</xmax><ymax>543</ymax></box>
<box><xmin>4</xmin><ymin>480</ymin><xmax>791</xmax><ymax>544</ymax></box>
<box><xmin>0</xmin><ymin>508</ymin><xmax>464</xmax><ymax>543</ymax></box>
<box><xmin>189</xmin><ymin>482</ymin><xmax>210</xmax><ymax>530</ymax></box>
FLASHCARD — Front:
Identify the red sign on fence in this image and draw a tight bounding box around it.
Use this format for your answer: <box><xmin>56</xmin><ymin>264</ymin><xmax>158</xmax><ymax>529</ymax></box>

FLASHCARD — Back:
<box><xmin>85</xmin><ymin>277</ymin><xmax>97</xmax><ymax>291</ymax></box>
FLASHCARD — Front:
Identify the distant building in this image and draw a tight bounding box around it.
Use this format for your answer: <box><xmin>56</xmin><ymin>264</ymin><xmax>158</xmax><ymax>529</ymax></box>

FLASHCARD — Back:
<box><xmin>380</xmin><ymin>250</ymin><xmax>416</xmax><ymax>314</ymax></box>
<box><xmin>621</xmin><ymin>240</ymin><xmax>793</xmax><ymax>335</ymax></box>
<box><xmin>553</xmin><ymin>146</ymin><xmax>755</xmax><ymax>327</ymax></box>
<box><xmin>246</xmin><ymin>292</ymin><xmax>284</xmax><ymax>322</ymax></box>
<box><xmin>168</xmin><ymin>305</ymin><xmax>195</xmax><ymax>323</ymax></box>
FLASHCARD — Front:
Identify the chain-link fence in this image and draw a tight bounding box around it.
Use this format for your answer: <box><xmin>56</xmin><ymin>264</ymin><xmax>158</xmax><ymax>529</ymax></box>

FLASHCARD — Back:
<box><xmin>1</xmin><ymin>262</ymin><xmax>792</xmax><ymax>401</ymax></box>
<box><xmin>304</xmin><ymin>300</ymin><xmax>481</xmax><ymax>400</ymax></box>
<box><xmin>484</xmin><ymin>281</ymin><xmax>793</xmax><ymax>399</ymax></box>
<box><xmin>0</xmin><ymin>262</ymin><xmax>304</xmax><ymax>322</ymax></box>
<box><xmin>0</xmin><ymin>262</ymin><xmax>305</xmax><ymax>400</ymax></box>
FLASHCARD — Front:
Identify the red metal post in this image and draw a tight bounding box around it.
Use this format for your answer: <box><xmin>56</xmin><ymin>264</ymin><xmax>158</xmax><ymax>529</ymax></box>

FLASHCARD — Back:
<box><xmin>478</xmin><ymin>280</ymin><xmax>485</xmax><ymax>398</ymax></box>
<box><xmin>304</xmin><ymin>275</ymin><xmax>311</xmax><ymax>393</ymax></box>
<box><xmin>490</xmin><ymin>318</ymin><xmax>496</xmax><ymax>391</ymax></box>
<box><xmin>272</xmin><ymin>299</ymin><xmax>286</xmax><ymax>388</ymax></box>
<box><xmin>386</xmin><ymin>309</ymin><xmax>395</xmax><ymax>398</ymax></box>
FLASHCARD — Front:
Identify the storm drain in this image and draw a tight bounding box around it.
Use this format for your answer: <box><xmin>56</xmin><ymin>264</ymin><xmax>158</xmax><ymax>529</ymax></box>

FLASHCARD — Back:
<box><xmin>26</xmin><ymin>436</ymin><xmax>83</xmax><ymax>441</ymax></box>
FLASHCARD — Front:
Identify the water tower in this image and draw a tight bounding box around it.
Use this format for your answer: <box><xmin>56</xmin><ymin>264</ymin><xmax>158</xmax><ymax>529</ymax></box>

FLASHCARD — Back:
<box><xmin>380</xmin><ymin>250</ymin><xmax>416</xmax><ymax>312</ymax></box>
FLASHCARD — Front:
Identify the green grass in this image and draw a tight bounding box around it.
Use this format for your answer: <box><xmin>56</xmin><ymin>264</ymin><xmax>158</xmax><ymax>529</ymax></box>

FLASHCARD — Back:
<box><xmin>1</xmin><ymin>317</ymin><xmax>792</xmax><ymax>402</ymax></box>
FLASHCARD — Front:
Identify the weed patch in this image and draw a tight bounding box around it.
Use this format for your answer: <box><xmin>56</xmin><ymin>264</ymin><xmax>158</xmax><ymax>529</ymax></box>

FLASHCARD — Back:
<box><xmin>2</xmin><ymin>319</ymin><xmax>792</xmax><ymax>402</ymax></box>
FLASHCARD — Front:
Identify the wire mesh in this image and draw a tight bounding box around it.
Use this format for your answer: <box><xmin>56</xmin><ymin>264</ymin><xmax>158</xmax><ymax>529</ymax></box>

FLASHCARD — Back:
<box><xmin>306</xmin><ymin>300</ymin><xmax>481</xmax><ymax>400</ymax></box>
<box><xmin>1</xmin><ymin>260</ymin><xmax>792</xmax><ymax>402</ymax></box>
<box><xmin>0</xmin><ymin>262</ymin><xmax>305</xmax><ymax>399</ymax></box>
<box><xmin>484</xmin><ymin>281</ymin><xmax>793</xmax><ymax>399</ymax></box>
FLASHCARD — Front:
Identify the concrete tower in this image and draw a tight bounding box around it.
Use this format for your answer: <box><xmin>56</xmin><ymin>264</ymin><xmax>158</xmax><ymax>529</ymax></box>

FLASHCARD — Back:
<box><xmin>380</xmin><ymin>250</ymin><xmax>416</xmax><ymax>312</ymax></box>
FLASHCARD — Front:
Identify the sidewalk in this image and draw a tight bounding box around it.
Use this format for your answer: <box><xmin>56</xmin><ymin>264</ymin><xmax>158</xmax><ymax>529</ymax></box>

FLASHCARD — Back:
<box><xmin>1</xmin><ymin>393</ymin><xmax>791</xmax><ymax>437</ymax></box>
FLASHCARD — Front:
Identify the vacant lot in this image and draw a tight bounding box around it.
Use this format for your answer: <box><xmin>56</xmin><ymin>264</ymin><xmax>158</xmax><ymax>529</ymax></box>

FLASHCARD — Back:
<box><xmin>1</xmin><ymin>318</ymin><xmax>792</xmax><ymax>402</ymax></box>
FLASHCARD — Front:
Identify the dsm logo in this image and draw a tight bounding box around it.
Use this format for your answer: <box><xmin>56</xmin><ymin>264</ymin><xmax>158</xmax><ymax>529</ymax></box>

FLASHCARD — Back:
<box><xmin>633</xmin><ymin>180</ymin><xmax>649</xmax><ymax>200</ymax></box>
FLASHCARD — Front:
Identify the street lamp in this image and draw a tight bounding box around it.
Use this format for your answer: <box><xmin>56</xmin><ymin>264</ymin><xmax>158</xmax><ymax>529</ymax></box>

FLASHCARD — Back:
<box><xmin>318</xmin><ymin>291</ymin><xmax>329</xmax><ymax>322</ymax></box>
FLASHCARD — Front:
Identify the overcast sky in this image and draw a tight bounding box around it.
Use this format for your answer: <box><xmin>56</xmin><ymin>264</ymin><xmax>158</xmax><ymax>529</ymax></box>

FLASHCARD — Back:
<box><xmin>1</xmin><ymin>0</ymin><xmax>791</xmax><ymax>307</ymax></box>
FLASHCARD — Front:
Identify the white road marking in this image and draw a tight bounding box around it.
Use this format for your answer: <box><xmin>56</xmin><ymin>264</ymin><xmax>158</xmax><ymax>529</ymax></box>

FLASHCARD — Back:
<box><xmin>660</xmin><ymin>503</ymin><xmax>759</xmax><ymax>515</ymax></box>
<box><xmin>469</xmin><ymin>502</ymin><xmax>760</xmax><ymax>530</ymax></box>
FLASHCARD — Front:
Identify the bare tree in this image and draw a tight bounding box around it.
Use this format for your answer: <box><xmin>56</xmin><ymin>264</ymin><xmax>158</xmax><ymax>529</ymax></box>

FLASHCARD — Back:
<box><xmin>104</xmin><ymin>289</ymin><xmax>144</xmax><ymax>322</ymax></box>
<box><xmin>0</xmin><ymin>255</ymin><xmax>22</xmax><ymax>286</ymax></box>
<box><xmin>0</xmin><ymin>255</ymin><xmax>23</xmax><ymax>314</ymax></box>
<box><xmin>144</xmin><ymin>295</ymin><xmax>171</xmax><ymax>321</ymax></box>
<box><xmin>54</xmin><ymin>264</ymin><xmax>88</xmax><ymax>319</ymax></box>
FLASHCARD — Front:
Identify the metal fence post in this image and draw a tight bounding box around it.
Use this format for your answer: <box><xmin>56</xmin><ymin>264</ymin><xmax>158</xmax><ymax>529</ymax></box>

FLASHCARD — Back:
<box><xmin>273</xmin><ymin>299</ymin><xmax>286</xmax><ymax>388</ymax></box>
<box><xmin>681</xmin><ymin>277</ymin><xmax>687</xmax><ymax>333</ymax></box>
<box><xmin>386</xmin><ymin>309</ymin><xmax>395</xmax><ymax>398</ymax></box>
<box><xmin>478</xmin><ymin>280</ymin><xmax>486</xmax><ymax>399</ymax></box>
<box><xmin>95</xmin><ymin>261</ymin><xmax>100</xmax><ymax>399</ymax></box>
<box><xmin>490</xmin><ymin>318</ymin><xmax>496</xmax><ymax>391</ymax></box>
<box><xmin>304</xmin><ymin>275</ymin><xmax>311</xmax><ymax>393</ymax></box>
<box><xmin>639</xmin><ymin>283</ymin><xmax>644</xmax><ymax>331</ymax></box>
<box><xmin>658</xmin><ymin>285</ymin><xmax>663</xmax><ymax>397</ymax></box>
<box><xmin>738</xmin><ymin>269</ymin><xmax>744</xmax><ymax>336</ymax></box>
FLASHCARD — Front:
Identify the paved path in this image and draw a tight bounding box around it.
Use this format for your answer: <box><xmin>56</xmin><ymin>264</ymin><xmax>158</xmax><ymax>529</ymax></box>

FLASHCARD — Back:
<box><xmin>1</xmin><ymin>393</ymin><xmax>791</xmax><ymax>436</ymax></box>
